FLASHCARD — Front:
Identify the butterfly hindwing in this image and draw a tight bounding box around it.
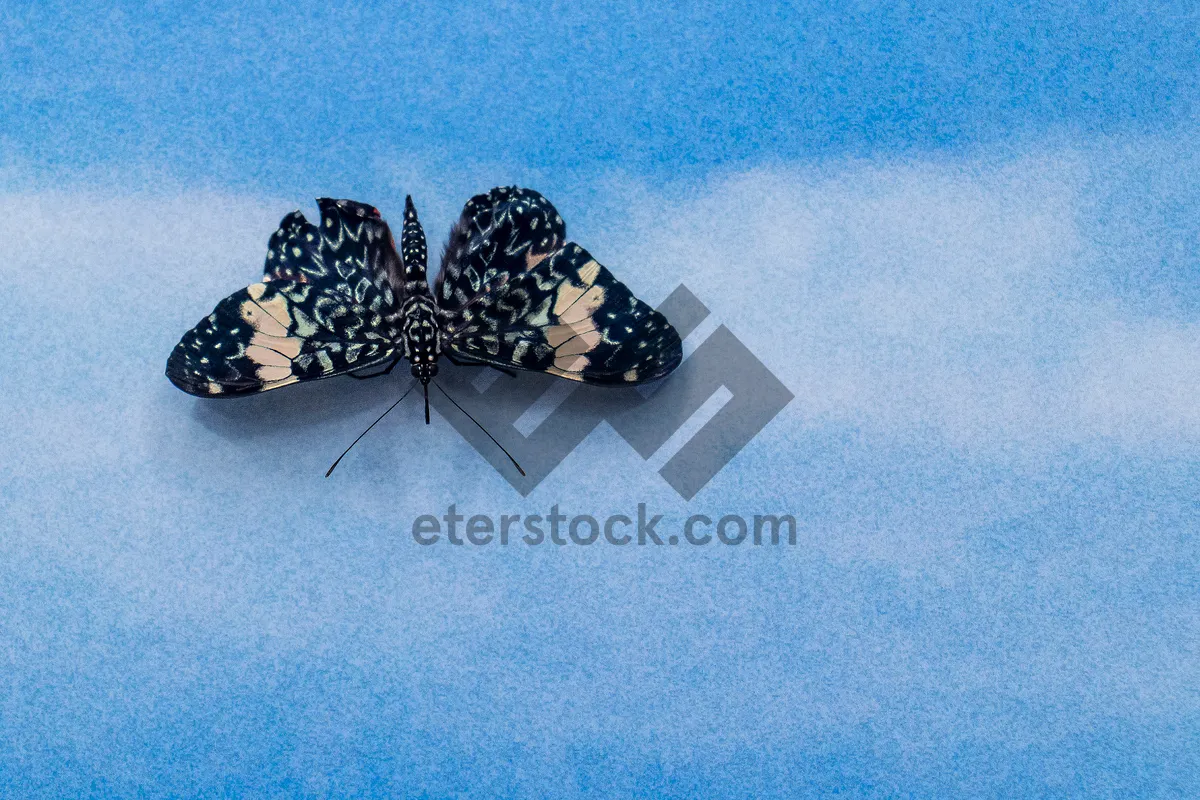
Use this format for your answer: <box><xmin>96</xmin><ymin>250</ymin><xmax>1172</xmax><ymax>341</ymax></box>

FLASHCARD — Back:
<box><xmin>166</xmin><ymin>198</ymin><xmax>407</xmax><ymax>397</ymax></box>
<box><xmin>313</xmin><ymin>198</ymin><xmax>406</xmax><ymax>310</ymax></box>
<box><xmin>443</xmin><ymin>243</ymin><xmax>682</xmax><ymax>384</ymax></box>
<box><xmin>262</xmin><ymin>210</ymin><xmax>323</xmax><ymax>283</ymax></box>
<box><xmin>434</xmin><ymin>186</ymin><xmax>566</xmax><ymax>313</ymax></box>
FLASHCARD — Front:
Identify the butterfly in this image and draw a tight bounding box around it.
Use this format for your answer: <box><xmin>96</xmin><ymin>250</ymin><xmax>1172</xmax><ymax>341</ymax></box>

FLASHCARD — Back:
<box><xmin>166</xmin><ymin>187</ymin><xmax>683</xmax><ymax>435</ymax></box>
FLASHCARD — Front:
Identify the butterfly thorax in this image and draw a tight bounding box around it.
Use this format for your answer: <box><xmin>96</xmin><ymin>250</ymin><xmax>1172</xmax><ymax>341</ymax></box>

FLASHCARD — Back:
<box><xmin>400</xmin><ymin>296</ymin><xmax>442</xmax><ymax>382</ymax></box>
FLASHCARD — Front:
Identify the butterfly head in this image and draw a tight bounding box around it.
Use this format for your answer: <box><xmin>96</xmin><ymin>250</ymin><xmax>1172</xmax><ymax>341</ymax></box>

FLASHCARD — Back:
<box><xmin>410</xmin><ymin>357</ymin><xmax>438</xmax><ymax>384</ymax></box>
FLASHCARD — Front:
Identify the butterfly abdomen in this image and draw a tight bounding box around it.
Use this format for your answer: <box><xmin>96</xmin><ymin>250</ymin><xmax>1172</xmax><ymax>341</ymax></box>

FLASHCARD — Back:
<box><xmin>398</xmin><ymin>195</ymin><xmax>431</xmax><ymax>298</ymax></box>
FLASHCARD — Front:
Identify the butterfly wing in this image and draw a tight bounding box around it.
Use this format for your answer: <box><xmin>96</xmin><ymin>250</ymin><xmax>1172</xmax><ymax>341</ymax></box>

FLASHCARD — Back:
<box><xmin>434</xmin><ymin>186</ymin><xmax>567</xmax><ymax>312</ymax></box>
<box><xmin>166</xmin><ymin>199</ymin><xmax>406</xmax><ymax>397</ymax></box>
<box><xmin>443</xmin><ymin>241</ymin><xmax>682</xmax><ymax>385</ymax></box>
<box><xmin>435</xmin><ymin>186</ymin><xmax>680</xmax><ymax>384</ymax></box>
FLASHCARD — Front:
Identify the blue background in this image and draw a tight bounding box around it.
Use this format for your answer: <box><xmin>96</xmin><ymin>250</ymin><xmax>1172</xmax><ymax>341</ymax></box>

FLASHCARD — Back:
<box><xmin>2</xmin><ymin>1</ymin><xmax>1198</xmax><ymax>796</ymax></box>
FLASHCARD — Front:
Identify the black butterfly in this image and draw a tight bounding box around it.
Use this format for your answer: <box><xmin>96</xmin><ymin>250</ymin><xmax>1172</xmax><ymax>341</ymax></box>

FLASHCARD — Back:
<box><xmin>166</xmin><ymin>187</ymin><xmax>682</xmax><ymax>431</ymax></box>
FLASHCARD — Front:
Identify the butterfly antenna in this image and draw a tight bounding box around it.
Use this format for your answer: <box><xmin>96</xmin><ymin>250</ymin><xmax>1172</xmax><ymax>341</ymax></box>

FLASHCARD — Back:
<box><xmin>325</xmin><ymin>381</ymin><xmax>417</xmax><ymax>478</ymax></box>
<box><xmin>432</xmin><ymin>381</ymin><xmax>526</xmax><ymax>477</ymax></box>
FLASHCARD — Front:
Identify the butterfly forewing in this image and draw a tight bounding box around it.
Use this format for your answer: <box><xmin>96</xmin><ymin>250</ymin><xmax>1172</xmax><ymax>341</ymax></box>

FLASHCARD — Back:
<box><xmin>166</xmin><ymin>281</ymin><xmax>400</xmax><ymax>396</ymax></box>
<box><xmin>442</xmin><ymin>242</ymin><xmax>682</xmax><ymax>384</ymax></box>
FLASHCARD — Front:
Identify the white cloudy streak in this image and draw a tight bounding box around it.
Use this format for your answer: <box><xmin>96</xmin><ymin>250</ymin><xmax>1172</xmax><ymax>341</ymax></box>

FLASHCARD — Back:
<box><xmin>589</xmin><ymin>144</ymin><xmax>1198</xmax><ymax>450</ymax></box>
<box><xmin>1071</xmin><ymin>321</ymin><xmax>1200</xmax><ymax>442</ymax></box>
<box><xmin>2</xmin><ymin>136</ymin><xmax>1195</xmax><ymax>458</ymax></box>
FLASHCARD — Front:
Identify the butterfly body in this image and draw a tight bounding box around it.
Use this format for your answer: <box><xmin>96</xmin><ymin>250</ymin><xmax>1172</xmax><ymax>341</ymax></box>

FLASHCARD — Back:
<box><xmin>167</xmin><ymin>188</ymin><xmax>682</xmax><ymax>417</ymax></box>
<box><xmin>393</xmin><ymin>196</ymin><xmax>443</xmax><ymax>386</ymax></box>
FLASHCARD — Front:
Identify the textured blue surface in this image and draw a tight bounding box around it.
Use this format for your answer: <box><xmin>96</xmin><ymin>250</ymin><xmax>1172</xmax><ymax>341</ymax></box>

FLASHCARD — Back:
<box><xmin>2</xmin><ymin>2</ymin><xmax>1198</xmax><ymax>796</ymax></box>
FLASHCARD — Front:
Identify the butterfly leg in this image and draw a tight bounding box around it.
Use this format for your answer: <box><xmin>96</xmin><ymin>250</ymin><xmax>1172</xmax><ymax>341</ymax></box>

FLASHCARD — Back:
<box><xmin>444</xmin><ymin>353</ymin><xmax>517</xmax><ymax>378</ymax></box>
<box><xmin>347</xmin><ymin>356</ymin><xmax>403</xmax><ymax>380</ymax></box>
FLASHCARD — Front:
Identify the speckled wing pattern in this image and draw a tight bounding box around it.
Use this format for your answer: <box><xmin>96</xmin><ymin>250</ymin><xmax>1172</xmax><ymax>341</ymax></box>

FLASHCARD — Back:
<box><xmin>435</xmin><ymin>187</ymin><xmax>682</xmax><ymax>384</ymax></box>
<box><xmin>166</xmin><ymin>199</ymin><xmax>405</xmax><ymax>397</ymax></box>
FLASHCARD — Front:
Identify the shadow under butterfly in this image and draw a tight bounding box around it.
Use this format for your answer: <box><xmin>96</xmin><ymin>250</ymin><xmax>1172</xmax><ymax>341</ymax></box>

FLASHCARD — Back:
<box><xmin>166</xmin><ymin>187</ymin><xmax>683</xmax><ymax>477</ymax></box>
